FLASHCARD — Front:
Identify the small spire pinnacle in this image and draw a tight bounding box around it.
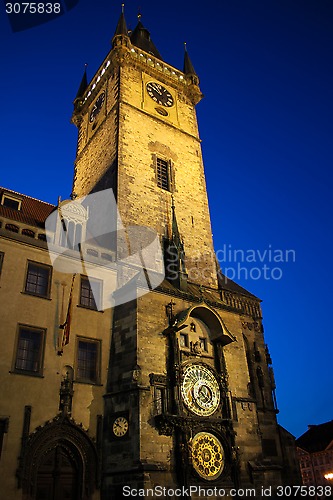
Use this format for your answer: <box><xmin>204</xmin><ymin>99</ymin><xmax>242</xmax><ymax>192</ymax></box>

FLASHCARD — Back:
<box><xmin>183</xmin><ymin>44</ymin><xmax>198</xmax><ymax>77</ymax></box>
<box><xmin>166</xmin><ymin>199</ymin><xmax>188</xmax><ymax>291</ymax></box>
<box><xmin>75</xmin><ymin>64</ymin><xmax>88</xmax><ymax>100</ymax></box>
<box><xmin>113</xmin><ymin>5</ymin><xmax>128</xmax><ymax>38</ymax></box>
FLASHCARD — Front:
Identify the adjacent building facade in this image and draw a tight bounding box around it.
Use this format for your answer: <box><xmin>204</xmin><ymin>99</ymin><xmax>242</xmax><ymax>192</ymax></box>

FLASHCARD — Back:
<box><xmin>0</xmin><ymin>11</ymin><xmax>300</xmax><ymax>499</ymax></box>
<box><xmin>297</xmin><ymin>421</ymin><xmax>333</xmax><ymax>488</ymax></box>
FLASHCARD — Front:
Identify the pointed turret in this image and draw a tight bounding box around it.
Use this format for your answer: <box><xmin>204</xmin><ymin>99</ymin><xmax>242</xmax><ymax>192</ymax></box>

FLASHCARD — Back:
<box><xmin>182</xmin><ymin>43</ymin><xmax>202</xmax><ymax>104</ymax></box>
<box><xmin>113</xmin><ymin>4</ymin><xmax>128</xmax><ymax>38</ymax></box>
<box><xmin>164</xmin><ymin>199</ymin><xmax>188</xmax><ymax>291</ymax></box>
<box><xmin>171</xmin><ymin>200</ymin><xmax>182</xmax><ymax>250</ymax></box>
<box><xmin>75</xmin><ymin>65</ymin><xmax>88</xmax><ymax>101</ymax></box>
<box><xmin>183</xmin><ymin>44</ymin><xmax>197</xmax><ymax>77</ymax></box>
<box><xmin>183</xmin><ymin>43</ymin><xmax>199</xmax><ymax>84</ymax></box>
<box><xmin>111</xmin><ymin>4</ymin><xmax>130</xmax><ymax>51</ymax></box>
<box><xmin>130</xmin><ymin>15</ymin><xmax>163</xmax><ymax>60</ymax></box>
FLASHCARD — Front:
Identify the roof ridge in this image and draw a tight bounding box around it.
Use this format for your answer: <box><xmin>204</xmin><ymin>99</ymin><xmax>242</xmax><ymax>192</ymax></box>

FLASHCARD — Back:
<box><xmin>0</xmin><ymin>186</ymin><xmax>56</xmax><ymax>207</ymax></box>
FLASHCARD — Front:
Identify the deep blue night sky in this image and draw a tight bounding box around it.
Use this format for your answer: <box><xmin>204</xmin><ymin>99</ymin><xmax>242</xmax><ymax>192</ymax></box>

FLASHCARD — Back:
<box><xmin>1</xmin><ymin>0</ymin><xmax>332</xmax><ymax>438</ymax></box>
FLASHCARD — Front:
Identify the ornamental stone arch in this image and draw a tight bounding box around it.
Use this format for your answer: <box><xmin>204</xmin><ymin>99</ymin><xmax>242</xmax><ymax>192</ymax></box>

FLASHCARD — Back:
<box><xmin>19</xmin><ymin>415</ymin><xmax>98</xmax><ymax>500</ymax></box>
<box><xmin>174</xmin><ymin>303</ymin><xmax>236</xmax><ymax>345</ymax></box>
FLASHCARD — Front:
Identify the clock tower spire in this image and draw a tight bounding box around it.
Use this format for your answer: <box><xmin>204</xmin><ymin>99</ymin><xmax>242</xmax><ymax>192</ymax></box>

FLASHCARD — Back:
<box><xmin>71</xmin><ymin>7</ymin><xmax>217</xmax><ymax>288</ymax></box>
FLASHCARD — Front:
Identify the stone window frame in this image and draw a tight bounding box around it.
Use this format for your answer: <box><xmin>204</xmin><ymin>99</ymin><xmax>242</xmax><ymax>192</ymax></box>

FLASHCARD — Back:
<box><xmin>199</xmin><ymin>337</ymin><xmax>208</xmax><ymax>352</ymax></box>
<box><xmin>179</xmin><ymin>332</ymin><xmax>189</xmax><ymax>348</ymax></box>
<box><xmin>75</xmin><ymin>336</ymin><xmax>101</xmax><ymax>385</ymax></box>
<box><xmin>23</xmin><ymin>260</ymin><xmax>52</xmax><ymax>299</ymax></box>
<box><xmin>1</xmin><ymin>192</ymin><xmax>22</xmax><ymax>211</ymax></box>
<box><xmin>12</xmin><ymin>324</ymin><xmax>46</xmax><ymax>377</ymax></box>
<box><xmin>79</xmin><ymin>275</ymin><xmax>102</xmax><ymax>311</ymax></box>
<box><xmin>155</xmin><ymin>156</ymin><xmax>173</xmax><ymax>192</ymax></box>
<box><xmin>149</xmin><ymin>374</ymin><xmax>169</xmax><ymax>415</ymax></box>
<box><xmin>59</xmin><ymin>219</ymin><xmax>83</xmax><ymax>250</ymax></box>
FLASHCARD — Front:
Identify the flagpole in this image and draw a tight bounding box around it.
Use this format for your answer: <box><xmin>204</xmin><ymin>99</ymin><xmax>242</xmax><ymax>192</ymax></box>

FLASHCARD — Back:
<box><xmin>57</xmin><ymin>274</ymin><xmax>76</xmax><ymax>355</ymax></box>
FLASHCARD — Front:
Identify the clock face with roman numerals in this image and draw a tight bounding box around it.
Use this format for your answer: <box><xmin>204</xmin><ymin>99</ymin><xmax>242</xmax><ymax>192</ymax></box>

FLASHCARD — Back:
<box><xmin>146</xmin><ymin>82</ymin><xmax>174</xmax><ymax>107</ymax></box>
<box><xmin>181</xmin><ymin>364</ymin><xmax>220</xmax><ymax>416</ymax></box>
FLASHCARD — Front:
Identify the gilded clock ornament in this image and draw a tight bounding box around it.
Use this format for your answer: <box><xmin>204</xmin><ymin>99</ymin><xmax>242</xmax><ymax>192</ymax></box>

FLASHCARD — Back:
<box><xmin>191</xmin><ymin>432</ymin><xmax>225</xmax><ymax>481</ymax></box>
<box><xmin>89</xmin><ymin>91</ymin><xmax>106</xmax><ymax>123</ymax></box>
<box><xmin>181</xmin><ymin>364</ymin><xmax>220</xmax><ymax>416</ymax></box>
<box><xmin>112</xmin><ymin>416</ymin><xmax>129</xmax><ymax>437</ymax></box>
<box><xmin>146</xmin><ymin>82</ymin><xmax>174</xmax><ymax>107</ymax></box>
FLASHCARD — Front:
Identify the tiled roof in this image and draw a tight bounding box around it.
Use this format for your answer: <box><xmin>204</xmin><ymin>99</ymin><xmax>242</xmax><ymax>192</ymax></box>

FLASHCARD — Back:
<box><xmin>296</xmin><ymin>420</ymin><xmax>333</xmax><ymax>452</ymax></box>
<box><xmin>156</xmin><ymin>277</ymin><xmax>259</xmax><ymax>305</ymax></box>
<box><xmin>0</xmin><ymin>187</ymin><xmax>55</xmax><ymax>228</ymax></box>
<box><xmin>130</xmin><ymin>21</ymin><xmax>163</xmax><ymax>60</ymax></box>
<box><xmin>218</xmin><ymin>271</ymin><xmax>259</xmax><ymax>299</ymax></box>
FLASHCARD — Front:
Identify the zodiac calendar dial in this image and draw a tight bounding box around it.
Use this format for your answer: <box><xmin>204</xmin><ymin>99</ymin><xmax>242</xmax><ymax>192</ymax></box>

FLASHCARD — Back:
<box><xmin>190</xmin><ymin>432</ymin><xmax>225</xmax><ymax>481</ymax></box>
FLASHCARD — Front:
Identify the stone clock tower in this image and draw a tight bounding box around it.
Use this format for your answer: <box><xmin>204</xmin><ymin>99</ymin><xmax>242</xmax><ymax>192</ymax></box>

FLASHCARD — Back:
<box><xmin>71</xmin><ymin>9</ymin><xmax>298</xmax><ymax>499</ymax></box>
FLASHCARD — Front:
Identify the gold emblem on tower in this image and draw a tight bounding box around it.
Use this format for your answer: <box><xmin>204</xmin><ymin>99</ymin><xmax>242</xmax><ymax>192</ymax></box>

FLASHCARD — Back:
<box><xmin>190</xmin><ymin>432</ymin><xmax>225</xmax><ymax>481</ymax></box>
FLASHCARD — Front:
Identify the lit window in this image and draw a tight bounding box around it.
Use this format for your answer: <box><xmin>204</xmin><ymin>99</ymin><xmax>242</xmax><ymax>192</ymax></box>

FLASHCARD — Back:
<box><xmin>199</xmin><ymin>337</ymin><xmax>208</xmax><ymax>352</ymax></box>
<box><xmin>80</xmin><ymin>276</ymin><xmax>102</xmax><ymax>310</ymax></box>
<box><xmin>76</xmin><ymin>338</ymin><xmax>100</xmax><ymax>384</ymax></box>
<box><xmin>14</xmin><ymin>326</ymin><xmax>45</xmax><ymax>375</ymax></box>
<box><xmin>156</xmin><ymin>158</ymin><xmax>171</xmax><ymax>191</ymax></box>
<box><xmin>180</xmin><ymin>333</ymin><xmax>189</xmax><ymax>348</ymax></box>
<box><xmin>25</xmin><ymin>262</ymin><xmax>51</xmax><ymax>298</ymax></box>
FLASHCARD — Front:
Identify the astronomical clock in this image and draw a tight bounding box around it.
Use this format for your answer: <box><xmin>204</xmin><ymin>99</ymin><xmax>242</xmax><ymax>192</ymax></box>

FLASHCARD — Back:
<box><xmin>152</xmin><ymin>310</ymin><xmax>237</xmax><ymax>488</ymax></box>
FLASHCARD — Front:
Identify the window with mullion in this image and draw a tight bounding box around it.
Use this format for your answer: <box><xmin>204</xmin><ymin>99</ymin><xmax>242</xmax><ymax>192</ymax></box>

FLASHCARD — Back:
<box><xmin>25</xmin><ymin>262</ymin><xmax>51</xmax><ymax>298</ymax></box>
<box><xmin>14</xmin><ymin>326</ymin><xmax>44</xmax><ymax>375</ymax></box>
<box><xmin>156</xmin><ymin>157</ymin><xmax>171</xmax><ymax>191</ymax></box>
<box><xmin>76</xmin><ymin>339</ymin><xmax>100</xmax><ymax>383</ymax></box>
<box><xmin>80</xmin><ymin>276</ymin><xmax>101</xmax><ymax>310</ymax></box>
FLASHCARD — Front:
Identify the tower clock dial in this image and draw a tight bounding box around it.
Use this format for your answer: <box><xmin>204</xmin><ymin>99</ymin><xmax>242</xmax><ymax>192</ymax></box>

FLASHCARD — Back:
<box><xmin>191</xmin><ymin>432</ymin><xmax>225</xmax><ymax>481</ymax></box>
<box><xmin>89</xmin><ymin>91</ymin><xmax>106</xmax><ymax>123</ymax></box>
<box><xmin>181</xmin><ymin>364</ymin><xmax>220</xmax><ymax>416</ymax></box>
<box><xmin>112</xmin><ymin>416</ymin><xmax>129</xmax><ymax>437</ymax></box>
<box><xmin>146</xmin><ymin>82</ymin><xmax>174</xmax><ymax>107</ymax></box>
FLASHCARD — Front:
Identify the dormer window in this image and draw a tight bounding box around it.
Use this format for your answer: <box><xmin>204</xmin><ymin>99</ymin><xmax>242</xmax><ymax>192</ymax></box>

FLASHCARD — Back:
<box><xmin>1</xmin><ymin>193</ymin><xmax>22</xmax><ymax>211</ymax></box>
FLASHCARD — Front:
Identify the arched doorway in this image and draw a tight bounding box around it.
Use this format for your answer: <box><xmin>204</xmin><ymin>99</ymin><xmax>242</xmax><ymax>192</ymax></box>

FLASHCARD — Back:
<box><xmin>20</xmin><ymin>415</ymin><xmax>98</xmax><ymax>500</ymax></box>
<box><xmin>35</xmin><ymin>444</ymin><xmax>80</xmax><ymax>500</ymax></box>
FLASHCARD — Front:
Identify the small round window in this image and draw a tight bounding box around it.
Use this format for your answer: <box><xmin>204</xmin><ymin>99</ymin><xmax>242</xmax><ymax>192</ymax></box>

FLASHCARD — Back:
<box><xmin>155</xmin><ymin>107</ymin><xmax>169</xmax><ymax>116</ymax></box>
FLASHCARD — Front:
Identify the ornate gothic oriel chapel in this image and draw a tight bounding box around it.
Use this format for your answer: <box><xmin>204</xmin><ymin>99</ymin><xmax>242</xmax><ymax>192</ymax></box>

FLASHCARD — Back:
<box><xmin>0</xmin><ymin>9</ymin><xmax>301</xmax><ymax>500</ymax></box>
